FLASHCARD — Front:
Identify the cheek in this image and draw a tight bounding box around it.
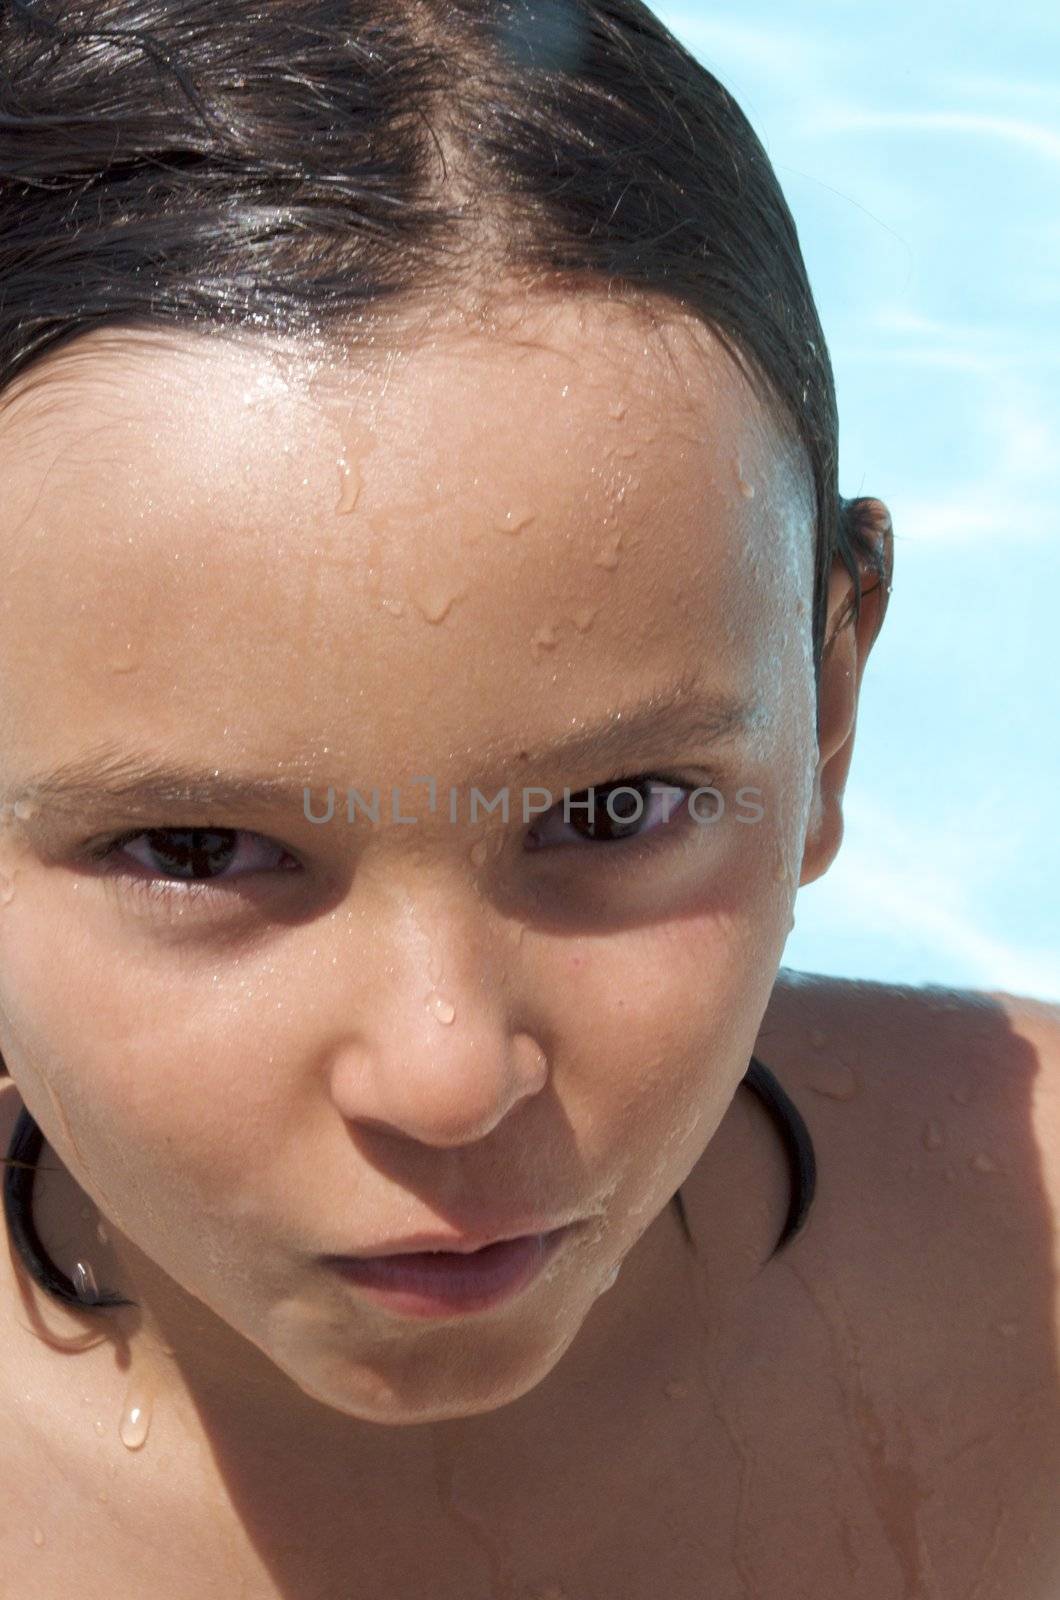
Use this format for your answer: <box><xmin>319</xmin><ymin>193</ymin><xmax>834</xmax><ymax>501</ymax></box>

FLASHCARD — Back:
<box><xmin>0</xmin><ymin>888</ymin><xmax>286</xmax><ymax>1218</ymax></box>
<box><xmin>554</xmin><ymin>871</ymin><xmax>788</xmax><ymax>1168</ymax></box>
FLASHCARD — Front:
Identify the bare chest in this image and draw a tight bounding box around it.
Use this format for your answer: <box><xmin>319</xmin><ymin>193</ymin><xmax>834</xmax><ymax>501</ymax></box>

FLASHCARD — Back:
<box><xmin>2</xmin><ymin>1240</ymin><xmax>1056</xmax><ymax>1600</ymax></box>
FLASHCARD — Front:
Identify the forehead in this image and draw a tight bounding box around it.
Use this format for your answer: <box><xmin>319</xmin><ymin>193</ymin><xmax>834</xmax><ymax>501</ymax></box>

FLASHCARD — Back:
<box><xmin>0</xmin><ymin>296</ymin><xmax>813</xmax><ymax>779</ymax></box>
<box><xmin>0</xmin><ymin>292</ymin><xmax>798</xmax><ymax>493</ymax></box>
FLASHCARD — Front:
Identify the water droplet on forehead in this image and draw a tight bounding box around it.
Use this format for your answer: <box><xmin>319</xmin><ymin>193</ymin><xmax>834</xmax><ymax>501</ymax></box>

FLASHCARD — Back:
<box><xmin>733</xmin><ymin>454</ymin><xmax>756</xmax><ymax>499</ymax></box>
<box><xmin>411</xmin><ymin>581</ymin><xmax>467</xmax><ymax>624</ymax></box>
<box><xmin>593</xmin><ymin>531</ymin><xmax>623</xmax><ymax>569</ymax></box>
<box><xmin>335</xmin><ymin>455</ymin><xmax>362</xmax><ymax>515</ymax></box>
<box><xmin>607</xmin><ymin>399</ymin><xmax>627</xmax><ymax>420</ymax></box>
<box><xmin>570</xmin><ymin>604</ymin><xmax>599</xmax><ymax>633</ymax></box>
<box><xmin>921</xmin><ymin>1120</ymin><xmax>944</xmax><ymax>1151</ymax></box>
<box><xmin>109</xmin><ymin>641</ymin><xmax>141</xmax><ymax>674</ymax></box>
<box><xmin>495</xmin><ymin>505</ymin><xmax>536</xmax><ymax>536</ymax></box>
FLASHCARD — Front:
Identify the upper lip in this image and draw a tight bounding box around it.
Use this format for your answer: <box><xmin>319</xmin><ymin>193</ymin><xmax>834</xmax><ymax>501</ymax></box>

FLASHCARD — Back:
<box><xmin>323</xmin><ymin>1222</ymin><xmax>576</xmax><ymax>1259</ymax></box>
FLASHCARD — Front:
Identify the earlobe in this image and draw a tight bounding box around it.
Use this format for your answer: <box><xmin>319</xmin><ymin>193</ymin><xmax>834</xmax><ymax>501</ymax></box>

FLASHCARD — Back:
<box><xmin>798</xmin><ymin>498</ymin><xmax>893</xmax><ymax>889</ymax></box>
<box><xmin>797</xmin><ymin>616</ymin><xmax>856</xmax><ymax>888</ymax></box>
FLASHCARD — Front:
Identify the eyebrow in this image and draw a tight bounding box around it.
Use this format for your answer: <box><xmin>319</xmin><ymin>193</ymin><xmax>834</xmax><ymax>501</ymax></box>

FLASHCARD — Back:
<box><xmin>11</xmin><ymin>680</ymin><xmax>760</xmax><ymax>821</ymax></box>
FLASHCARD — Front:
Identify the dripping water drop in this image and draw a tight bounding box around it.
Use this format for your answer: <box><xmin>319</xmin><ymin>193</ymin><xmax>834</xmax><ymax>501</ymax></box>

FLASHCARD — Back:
<box><xmin>118</xmin><ymin>1374</ymin><xmax>156</xmax><ymax>1450</ymax></box>
<box><xmin>335</xmin><ymin>455</ymin><xmax>362</xmax><ymax>514</ymax></box>
<box><xmin>427</xmin><ymin>991</ymin><xmax>456</xmax><ymax>1025</ymax></box>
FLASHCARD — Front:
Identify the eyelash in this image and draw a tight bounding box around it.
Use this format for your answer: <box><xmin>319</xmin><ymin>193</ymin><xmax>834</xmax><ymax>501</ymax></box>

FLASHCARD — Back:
<box><xmin>85</xmin><ymin>768</ymin><xmax>711</xmax><ymax>910</ymax></box>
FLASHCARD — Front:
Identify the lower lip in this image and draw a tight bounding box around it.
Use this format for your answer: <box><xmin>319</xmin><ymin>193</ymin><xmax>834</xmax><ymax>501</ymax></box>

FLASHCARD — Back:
<box><xmin>323</xmin><ymin>1227</ymin><xmax>573</xmax><ymax>1318</ymax></box>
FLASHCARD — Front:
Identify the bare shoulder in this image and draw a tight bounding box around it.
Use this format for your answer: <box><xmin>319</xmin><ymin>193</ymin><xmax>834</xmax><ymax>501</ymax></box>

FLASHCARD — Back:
<box><xmin>758</xmin><ymin>966</ymin><xmax>1060</xmax><ymax>1307</ymax></box>
<box><xmin>747</xmin><ymin>968</ymin><xmax>1060</xmax><ymax>1598</ymax></box>
<box><xmin>759</xmin><ymin>966</ymin><xmax>1060</xmax><ymax>1232</ymax></box>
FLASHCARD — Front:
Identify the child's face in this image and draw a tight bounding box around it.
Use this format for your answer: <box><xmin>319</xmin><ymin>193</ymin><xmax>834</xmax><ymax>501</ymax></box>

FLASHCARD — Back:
<box><xmin>0</xmin><ymin>294</ymin><xmax>826</xmax><ymax>1425</ymax></box>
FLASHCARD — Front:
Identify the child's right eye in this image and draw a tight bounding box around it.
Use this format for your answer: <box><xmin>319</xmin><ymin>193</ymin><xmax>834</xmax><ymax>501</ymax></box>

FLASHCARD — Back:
<box><xmin>89</xmin><ymin>826</ymin><xmax>300</xmax><ymax>900</ymax></box>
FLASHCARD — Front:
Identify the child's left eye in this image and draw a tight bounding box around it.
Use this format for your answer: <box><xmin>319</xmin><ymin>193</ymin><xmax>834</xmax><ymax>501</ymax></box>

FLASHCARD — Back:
<box><xmin>92</xmin><ymin>826</ymin><xmax>298</xmax><ymax>887</ymax></box>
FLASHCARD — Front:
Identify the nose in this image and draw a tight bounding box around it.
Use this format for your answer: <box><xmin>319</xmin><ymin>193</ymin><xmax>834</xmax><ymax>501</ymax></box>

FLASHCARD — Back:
<box><xmin>324</xmin><ymin>872</ymin><xmax>549</xmax><ymax>1149</ymax></box>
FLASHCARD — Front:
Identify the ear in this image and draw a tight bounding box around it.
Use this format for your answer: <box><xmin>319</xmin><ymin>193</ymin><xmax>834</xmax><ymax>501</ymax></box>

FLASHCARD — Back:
<box><xmin>798</xmin><ymin>498</ymin><xmax>894</xmax><ymax>888</ymax></box>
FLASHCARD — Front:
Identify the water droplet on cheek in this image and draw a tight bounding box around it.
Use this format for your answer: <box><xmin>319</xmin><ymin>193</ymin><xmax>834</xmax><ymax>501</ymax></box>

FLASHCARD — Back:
<box><xmin>0</xmin><ymin>872</ymin><xmax>15</xmax><ymax>905</ymax></box>
<box><xmin>531</xmin><ymin>621</ymin><xmax>559</xmax><ymax>655</ymax></box>
<box><xmin>13</xmin><ymin>798</ymin><xmax>38</xmax><ymax>822</ymax></box>
<box><xmin>109</xmin><ymin>643</ymin><xmax>141</xmax><ymax>674</ymax></box>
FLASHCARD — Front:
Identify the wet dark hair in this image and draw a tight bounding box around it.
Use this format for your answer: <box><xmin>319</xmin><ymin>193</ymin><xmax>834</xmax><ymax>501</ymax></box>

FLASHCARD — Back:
<box><xmin>0</xmin><ymin>0</ymin><xmax>881</xmax><ymax>1310</ymax></box>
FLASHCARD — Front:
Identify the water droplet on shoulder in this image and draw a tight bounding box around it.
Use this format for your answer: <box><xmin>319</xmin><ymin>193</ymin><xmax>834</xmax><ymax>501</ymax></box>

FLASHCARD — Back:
<box><xmin>426</xmin><ymin>991</ymin><xmax>456</xmax><ymax>1025</ymax></box>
